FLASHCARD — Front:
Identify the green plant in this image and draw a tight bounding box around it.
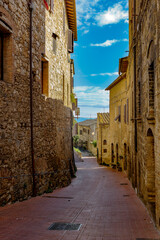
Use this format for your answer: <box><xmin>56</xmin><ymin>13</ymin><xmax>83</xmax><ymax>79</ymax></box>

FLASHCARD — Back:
<box><xmin>74</xmin><ymin>147</ymin><xmax>81</xmax><ymax>153</ymax></box>
<box><xmin>70</xmin><ymin>93</ymin><xmax>76</xmax><ymax>104</ymax></box>
<box><xmin>91</xmin><ymin>140</ymin><xmax>97</xmax><ymax>148</ymax></box>
<box><xmin>73</xmin><ymin>135</ymin><xmax>79</xmax><ymax>147</ymax></box>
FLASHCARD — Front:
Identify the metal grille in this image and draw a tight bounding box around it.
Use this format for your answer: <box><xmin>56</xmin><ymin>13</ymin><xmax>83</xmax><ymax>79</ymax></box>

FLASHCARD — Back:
<box><xmin>48</xmin><ymin>223</ymin><xmax>82</xmax><ymax>231</ymax></box>
<box><xmin>43</xmin><ymin>196</ymin><xmax>73</xmax><ymax>199</ymax></box>
<box><xmin>136</xmin><ymin>238</ymin><xmax>160</xmax><ymax>240</ymax></box>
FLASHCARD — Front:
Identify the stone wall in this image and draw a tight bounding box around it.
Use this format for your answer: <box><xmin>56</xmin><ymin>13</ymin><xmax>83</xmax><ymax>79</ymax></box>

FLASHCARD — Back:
<box><xmin>128</xmin><ymin>0</ymin><xmax>160</xmax><ymax>228</ymax></box>
<box><xmin>0</xmin><ymin>0</ymin><xmax>75</xmax><ymax>206</ymax></box>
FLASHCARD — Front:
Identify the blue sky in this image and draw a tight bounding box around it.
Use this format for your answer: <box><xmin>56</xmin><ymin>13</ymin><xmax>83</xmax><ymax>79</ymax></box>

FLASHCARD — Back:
<box><xmin>73</xmin><ymin>0</ymin><xmax>129</xmax><ymax>118</ymax></box>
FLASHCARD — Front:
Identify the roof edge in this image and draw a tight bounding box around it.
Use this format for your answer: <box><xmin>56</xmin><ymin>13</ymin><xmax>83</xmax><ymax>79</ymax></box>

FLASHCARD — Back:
<box><xmin>105</xmin><ymin>73</ymin><xmax>126</xmax><ymax>91</ymax></box>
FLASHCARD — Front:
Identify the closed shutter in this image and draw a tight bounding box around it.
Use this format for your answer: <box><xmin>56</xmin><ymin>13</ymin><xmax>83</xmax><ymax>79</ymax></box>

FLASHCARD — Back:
<box><xmin>118</xmin><ymin>106</ymin><xmax>121</xmax><ymax>122</ymax></box>
<box><xmin>127</xmin><ymin>99</ymin><xmax>129</xmax><ymax>124</ymax></box>
<box><xmin>124</xmin><ymin>104</ymin><xmax>126</xmax><ymax>123</ymax></box>
<box><xmin>50</xmin><ymin>0</ymin><xmax>54</xmax><ymax>11</ymax></box>
<box><xmin>68</xmin><ymin>29</ymin><xmax>74</xmax><ymax>53</ymax></box>
<box><xmin>63</xmin><ymin>7</ymin><xmax>65</xmax><ymax>34</ymax></box>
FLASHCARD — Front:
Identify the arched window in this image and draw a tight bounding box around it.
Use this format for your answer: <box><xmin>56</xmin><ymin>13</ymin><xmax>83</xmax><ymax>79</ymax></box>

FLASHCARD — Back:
<box><xmin>103</xmin><ymin>140</ymin><xmax>107</xmax><ymax>145</ymax></box>
<box><xmin>148</xmin><ymin>62</ymin><xmax>154</xmax><ymax>112</ymax></box>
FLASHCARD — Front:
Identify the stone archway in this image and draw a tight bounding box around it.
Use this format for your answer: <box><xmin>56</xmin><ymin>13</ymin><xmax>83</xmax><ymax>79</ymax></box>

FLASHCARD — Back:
<box><xmin>146</xmin><ymin>128</ymin><xmax>155</xmax><ymax>219</ymax></box>
<box><xmin>124</xmin><ymin>143</ymin><xmax>127</xmax><ymax>171</ymax></box>
<box><xmin>111</xmin><ymin>143</ymin><xmax>114</xmax><ymax>163</ymax></box>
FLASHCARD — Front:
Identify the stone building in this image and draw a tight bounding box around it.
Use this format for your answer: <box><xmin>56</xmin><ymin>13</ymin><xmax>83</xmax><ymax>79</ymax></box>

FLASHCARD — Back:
<box><xmin>0</xmin><ymin>0</ymin><xmax>77</xmax><ymax>205</ymax></box>
<box><xmin>98</xmin><ymin>0</ymin><xmax>160</xmax><ymax>229</ymax></box>
<box><xmin>97</xmin><ymin>58</ymin><xmax>130</xmax><ymax>170</ymax></box>
<box><xmin>97</xmin><ymin>113</ymin><xmax>110</xmax><ymax>165</ymax></box>
<box><xmin>78</xmin><ymin>119</ymin><xmax>97</xmax><ymax>155</ymax></box>
<box><xmin>128</xmin><ymin>0</ymin><xmax>160</xmax><ymax>227</ymax></box>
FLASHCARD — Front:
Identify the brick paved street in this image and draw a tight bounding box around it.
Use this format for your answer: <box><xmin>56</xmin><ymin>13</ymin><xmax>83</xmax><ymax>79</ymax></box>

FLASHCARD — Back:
<box><xmin>0</xmin><ymin>157</ymin><xmax>160</xmax><ymax>240</ymax></box>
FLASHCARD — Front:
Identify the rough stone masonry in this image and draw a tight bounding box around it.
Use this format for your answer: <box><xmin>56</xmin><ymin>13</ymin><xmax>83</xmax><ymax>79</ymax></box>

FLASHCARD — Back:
<box><xmin>0</xmin><ymin>0</ymin><xmax>77</xmax><ymax>205</ymax></box>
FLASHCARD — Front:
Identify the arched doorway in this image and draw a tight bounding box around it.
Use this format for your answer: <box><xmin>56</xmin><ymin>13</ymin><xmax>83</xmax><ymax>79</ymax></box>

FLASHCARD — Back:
<box><xmin>124</xmin><ymin>143</ymin><xmax>127</xmax><ymax>171</ymax></box>
<box><xmin>111</xmin><ymin>143</ymin><xmax>114</xmax><ymax>163</ymax></box>
<box><xmin>116</xmin><ymin>144</ymin><xmax>118</xmax><ymax>165</ymax></box>
<box><xmin>146</xmin><ymin>128</ymin><xmax>155</xmax><ymax>219</ymax></box>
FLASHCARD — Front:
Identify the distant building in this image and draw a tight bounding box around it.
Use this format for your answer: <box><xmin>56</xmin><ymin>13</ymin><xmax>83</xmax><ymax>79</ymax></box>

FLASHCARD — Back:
<box><xmin>97</xmin><ymin>113</ymin><xmax>110</xmax><ymax>164</ymax></box>
<box><xmin>78</xmin><ymin>119</ymin><xmax>97</xmax><ymax>155</ymax></box>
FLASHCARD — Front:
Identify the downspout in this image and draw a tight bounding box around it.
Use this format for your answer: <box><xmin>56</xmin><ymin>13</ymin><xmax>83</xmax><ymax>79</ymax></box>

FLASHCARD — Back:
<box><xmin>101</xmin><ymin>124</ymin><xmax>102</xmax><ymax>164</ymax></box>
<box><xmin>133</xmin><ymin>0</ymin><xmax>137</xmax><ymax>188</ymax></box>
<box><xmin>29</xmin><ymin>0</ymin><xmax>36</xmax><ymax>196</ymax></box>
<box><xmin>133</xmin><ymin>0</ymin><xmax>137</xmax><ymax>153</ymax></box>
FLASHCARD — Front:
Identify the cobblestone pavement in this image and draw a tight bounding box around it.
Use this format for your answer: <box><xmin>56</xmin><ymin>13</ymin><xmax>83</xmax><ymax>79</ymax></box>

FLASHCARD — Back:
<box><xmin>0</xmin><ymin>157</ymin><xmax>160</xmax><ymax>240</ymax></box>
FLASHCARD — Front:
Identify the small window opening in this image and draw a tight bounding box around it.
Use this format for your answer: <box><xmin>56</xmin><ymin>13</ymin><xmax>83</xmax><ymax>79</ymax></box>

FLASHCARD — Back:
<box><xmin>41</xmin><ymin>56</ymin><xmax>49</xmax><ymax>96</ymax></box>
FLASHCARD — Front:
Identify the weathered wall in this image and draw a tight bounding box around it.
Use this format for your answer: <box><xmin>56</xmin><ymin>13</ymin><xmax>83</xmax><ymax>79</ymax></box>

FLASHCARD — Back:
<box><xmin>129</xmin><ymin>0</ymin><xmax>160</xmax><ymax>228</ymax></box>
<box><xmin>0</xmin><ymin>0</ymin><xmax>75</xmax><ymax>206</ymax></box>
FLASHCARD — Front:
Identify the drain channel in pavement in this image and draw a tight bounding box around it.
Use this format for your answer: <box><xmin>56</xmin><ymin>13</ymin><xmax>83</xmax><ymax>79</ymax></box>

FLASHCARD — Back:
<box><xmin>120</xmin><ymin>183</ymin><xmax>128</xmax><ymax>185</ymax></box>
<box><xmin>43</xmin><ymin>196</ymin><xmax>73</xmax><ymax>199</ymax></box>
<box><xmin>48</xmin><ymin>223</ymin><xmax>82</xmax><ymax>231</ymax></box>
<box><xmin>123</xmin><ymin>194</ymin><xmax>130</xmax><ymax>197</ymax></box>
<box><xmin>136</xmin><ymin>238</ymin><xmax>160</xmax><ymax>240</ymax></box>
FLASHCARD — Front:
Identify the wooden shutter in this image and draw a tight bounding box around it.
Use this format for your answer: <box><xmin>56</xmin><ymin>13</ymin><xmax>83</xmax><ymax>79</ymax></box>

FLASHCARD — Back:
<box><xmin>50</xmin><ymin>0</ymin><xmax>54</xmax><ymax>11</ymax></box>
<box><xmin>63</xmin><ymin>7</ymin><xmax>65</xmax><ymax>34</ymax></box>
<box><xmin>68</xmin><ymin>29</ymin><xmax>73</xmax><ymax>53</ymax></box>
<box><xmin>124</xmin><ymin>104</ymin><xmax>126</xmax><ymax>123</ymax></box>
<box><xmin>127</xmin><ymin>99</ymin><xmax>129</xmax><ymax>124</ymax></box>
<box><xmin>118</xmin><ymin>106</ymin><xmax>121</xmax><ymax>122</ymax></box>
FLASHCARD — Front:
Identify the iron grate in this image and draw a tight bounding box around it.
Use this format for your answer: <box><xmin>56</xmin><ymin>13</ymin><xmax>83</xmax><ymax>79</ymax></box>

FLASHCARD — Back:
<box><xmin>120</xmin><ymin>183</ymin><xmax>128</xmax><ymax>185</ymax></box>
<box><xmin>136</xmin><ymin>239</ymin><xmax>160</xmax><ymax>240</ymax></box>
<box><xmin>43</xmin><ymin>196</ymin><xmax>73</xmax><ymax>199</ymax></box>
<box><xmin>48</xmin><ymin>223</ymin><xmax>82</xmax><ymax>231</ymax></box>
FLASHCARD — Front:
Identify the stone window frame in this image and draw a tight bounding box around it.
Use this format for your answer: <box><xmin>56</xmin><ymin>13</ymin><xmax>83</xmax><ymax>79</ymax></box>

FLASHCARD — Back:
<box><xmin>43</xmin><ymin>0</ymin><xmax>54</xmax><ymax>12</ymax></box>
<box><xmin>147</xmin><ymin>39</ymin><xmax>155</xmax><ymax>118</ymax></box>
<box><xmin>103</xmin><ymin>140</ymin><xmax>107</xmax><ymax>145</ymax></box>
<box><xmin>103</xmin><ymin>149</ymin><xmax>107</xmax><ymax>153</ymax></box>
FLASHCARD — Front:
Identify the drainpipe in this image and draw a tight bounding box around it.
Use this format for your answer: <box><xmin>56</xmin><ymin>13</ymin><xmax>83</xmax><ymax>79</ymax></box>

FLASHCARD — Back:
<box><xmin>101</xmin><ymin>124</ymin><xmax>102</xmax><ymax>164</ymax></box>
<box><xmin>133</xmin><ymin>0</ymin><xmax>137</xmax><ymax>188</ymax></box>
<box><xmin>29</xmin><ymin>0</ymin><xmax>36</xmax><ymax>196</ymax></box>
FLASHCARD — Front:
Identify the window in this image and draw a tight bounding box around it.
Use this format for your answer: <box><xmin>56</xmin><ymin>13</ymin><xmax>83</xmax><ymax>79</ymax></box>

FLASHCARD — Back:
<box><xmin>63</xmin><ymin>7</ymin><xmax>65</xmax><ymax>34</ymax></box>
<box><xmin>83</xmin><ymin>128</ymin><xmax>87</xmax><ymax>133</ymax></box>
<box><xmin>115</xmin><ymin>106</ymin><xmax>121</xmax><ymax>122</ymax></box>
<box><xmin>43</xmin><ymin>0</ymin><xmax>54</xmax><ymax>11</ymax></box>
<box><xmin>127</xmin><ymin>99</ymin><xmax>129</xmax><ymax>124</ymax></box>
<box><xmin>80</xmin><ymin>130</ymin><xmax>82</xmax><ymax>135</ymax></box>
<box><xmin>68</xmin><ymin>29</ymin><xmax>74</xmax><ymax>53</ymax></box>
<box><xmin>88</xmin><ymin>130</ymin><xmax>90</xmax><ymax>134</ymax></box>
<box><xmin>63</xmin><ymin>74</ymin><xmax>65</xmax><ymax>102</ymax></box>
<box><xmin>67</xmin><ymin>83</ymin><xmax>69</xmax><ymax>106</ymax></box>
<box><xmin>0</xmin><ymin>34</ymin><xmax>3</xmax><ymax>80</ymax></box>
<box><xmin>103</xmin><ymin>149</ymin><xmax>107</xmax><ymax>153</ymax></box>
<box><xmin>41</xmin><ymin>56</ymin><xmax>49</xmax><ymax>96</ymax></box>
<box><xmin>0</xmin><ymin>19</ymin><xmax>13</xmax><ymax>83</ymax></box>
<box><xmin>138</xmin><ymin>81</ymin><xmax>141</xmax><ymax>116</ymax></box>
<box><xmin>52</xmin><ymin>33</ymin><xmax>57</xmax><ymax>54</ymax></box>
<box><xmin>124</xmin><ymin>104</ymin><xmax>126</xmax><ymax>123</ymax></box>
<box><xmin>103</xmin><ymin>140</ymin><xmax>107</xmax><ymax>145</ymax></box>
<box><xmin>148</xmin><ymin>62</ymin><xmax>154</xmax><ymax>111</ymax></box>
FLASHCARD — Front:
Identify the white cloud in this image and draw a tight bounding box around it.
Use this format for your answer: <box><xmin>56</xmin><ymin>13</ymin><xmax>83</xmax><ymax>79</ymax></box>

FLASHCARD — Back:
<box><xmin>90</xmin><ymin>38</ymin><xmax>128</xmax><ymax>47</ymax></box>
<box><xmin>76</xmin><ymin>0</ymin><xmax>100</xmax><ymax>28</ymax></box>
<box><xmin>90</xmin><ymin>72</ymin><xmax>118</xmax><ymax>77</ymax></box>
<box><xmin>74</xmin><ymin>43</ymin><xmax>79</xmax><ymax>47</ymax></box>
<box><xmin>91</xmin><ymin>39</ymin><xmax>118</xmax><ymax>47</ymax></box>
<box><xmin>74</xmin><ymin>86</ymin><xmax>109</xmax><ymax>118</ymax></box>
<box><xmin>83</xmin><ymin>30</ymin><xmax>89</xmax><ymax>35</ymax></box>
<box><xmin>96</xmin><ymin>3</ymin><xmax>128</xmax><ymax>26</ymax></box>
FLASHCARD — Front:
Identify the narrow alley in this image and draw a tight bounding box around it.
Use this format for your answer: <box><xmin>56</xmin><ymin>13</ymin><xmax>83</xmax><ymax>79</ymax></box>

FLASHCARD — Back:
<box><xmin>0</xmin><ymin>157</ymin><xmax>159</xmax><ymax>240</ymax></box>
